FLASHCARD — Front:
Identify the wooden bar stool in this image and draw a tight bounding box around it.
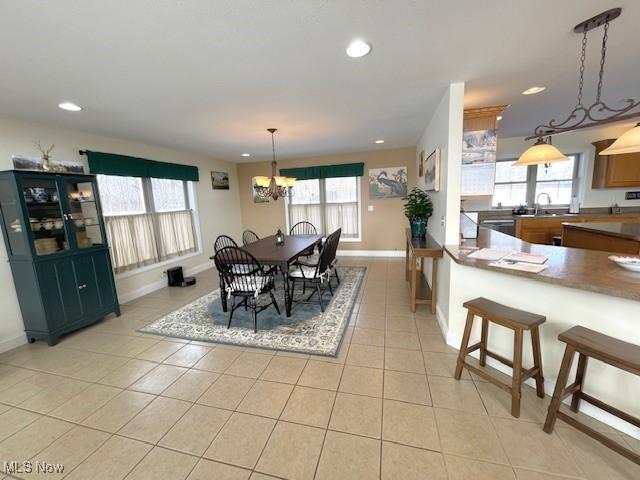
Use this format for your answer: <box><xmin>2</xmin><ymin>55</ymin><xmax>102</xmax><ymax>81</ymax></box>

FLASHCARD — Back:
<box><xmin>543</xmin><ymin>326</ymin><xmax>640</xmax><ymax>465</ymax></box>
<box><xmin>454</xmin><ymin>297</ymin><xmax>545</xmax><ymax>417</ymax></box>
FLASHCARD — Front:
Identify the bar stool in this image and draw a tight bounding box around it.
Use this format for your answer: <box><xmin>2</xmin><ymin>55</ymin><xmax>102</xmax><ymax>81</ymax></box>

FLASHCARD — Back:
<box><xmin>543</xmin><ymin>326</ymin><xmax>640</xmax><ymax>465</ymax></box>
<box><xmin>454</xmin><ymin>297</ymin><xmax>545</xmax><ymax>417</ymax></box>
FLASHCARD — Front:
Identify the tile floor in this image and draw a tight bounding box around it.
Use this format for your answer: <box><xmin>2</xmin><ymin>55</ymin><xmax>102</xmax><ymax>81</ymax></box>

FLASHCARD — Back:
<box><xmin>0</xmin><ymin>257</ymin><xmax>638</xmax><ymax>479</ymax></box>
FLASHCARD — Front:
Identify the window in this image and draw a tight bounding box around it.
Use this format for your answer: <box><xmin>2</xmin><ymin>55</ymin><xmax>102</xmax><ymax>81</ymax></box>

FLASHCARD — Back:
<box><xmin>96</xmin><ymin>175</ymin><xmax>198</xmax><ymax>273</ymax></box>
<box><xmin>492</xmin><ymin>154</ymin><xmax>579</xmax><ymax>207</ymax></box>
<box><xmin>286</xmin><ymin>176</ymin><xmax>361</xmax><ymax>240</ymax></box>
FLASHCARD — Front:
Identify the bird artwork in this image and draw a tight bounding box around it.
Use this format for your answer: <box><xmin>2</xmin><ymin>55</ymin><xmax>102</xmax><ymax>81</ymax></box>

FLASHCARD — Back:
<box><xmin>369</xmin><ymin>167</ymin><xmax>408</xmax><ymax>198</ymax></box>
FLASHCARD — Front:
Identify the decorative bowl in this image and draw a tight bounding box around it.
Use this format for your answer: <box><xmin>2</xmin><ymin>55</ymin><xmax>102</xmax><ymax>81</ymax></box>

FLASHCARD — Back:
<box><xmin>609</xmin><ymin>256</ymin><xmax>640</xmax><ymax>273</ymax></box>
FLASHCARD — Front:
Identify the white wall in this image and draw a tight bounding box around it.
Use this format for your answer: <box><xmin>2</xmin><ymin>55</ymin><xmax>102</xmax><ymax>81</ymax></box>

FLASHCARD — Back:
<box><xmin>0</xmin><ymin>117</ymin><xmax>243</xmax><ymax>351</ymax></box>
<box><xmin>415</xmin><ymin>83</ymin><xmax>464</xmax><ymax>324</ymax></box>
<box><xmin>464</xmin><ymin>121</ymin><xmax>640</xmax><ymax>211</ymax></box>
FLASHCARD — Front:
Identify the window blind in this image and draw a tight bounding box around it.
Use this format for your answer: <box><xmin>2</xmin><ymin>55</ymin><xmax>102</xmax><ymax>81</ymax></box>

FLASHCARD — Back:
<box><xmin>85</xmin><ymin>150</ymin><xmax>199</xmax><ymax>182</ymax></box>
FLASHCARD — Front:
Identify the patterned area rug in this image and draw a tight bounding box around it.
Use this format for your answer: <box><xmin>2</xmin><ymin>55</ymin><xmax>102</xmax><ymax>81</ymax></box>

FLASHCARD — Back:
<box><xmin>138</xmin><ymin>266</ymin><xmax>366</xmax><ymax>356</ymax></box>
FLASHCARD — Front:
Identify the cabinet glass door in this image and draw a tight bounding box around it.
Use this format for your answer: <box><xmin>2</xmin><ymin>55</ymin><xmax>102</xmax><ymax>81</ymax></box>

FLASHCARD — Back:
<box><xmin>63</xmin><ymin>179</ymin><xmax>104</xmax><ymax>249</ymax></box>
<box><xmin>20</xmin><ymin>177</ymin><xmax>70</xmax><ymax>256</ymax></box>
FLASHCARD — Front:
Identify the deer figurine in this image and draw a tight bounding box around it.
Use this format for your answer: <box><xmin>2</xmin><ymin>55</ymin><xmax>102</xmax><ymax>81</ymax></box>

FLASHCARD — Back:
<box><xmin>35</xmin><ymin>141</ymin><xmax>55</xmax><ymax>171</ymax></box>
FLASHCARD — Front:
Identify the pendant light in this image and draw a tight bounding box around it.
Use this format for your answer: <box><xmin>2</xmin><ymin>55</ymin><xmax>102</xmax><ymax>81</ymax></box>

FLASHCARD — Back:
<box><xmin>600</xmin><ymin>122</ymin><xmax>640</xmax><ymax>155</ymax></box>
<box><xmin>253</xmin><ymin>128</ymin><xmax>296</xmax><ymax>201</ymax></box>
<box><xmin>515</xmin><ymin>137</ymin><xmax>568</xmax><ymax>167</ymax></box>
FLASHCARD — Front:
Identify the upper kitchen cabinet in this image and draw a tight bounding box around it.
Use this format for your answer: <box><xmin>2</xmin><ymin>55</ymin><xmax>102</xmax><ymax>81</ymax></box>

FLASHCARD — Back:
<box><xmin>592</xmin><ymin>139</ymin><xmax>640</xmax><ymax>188</ymax></box>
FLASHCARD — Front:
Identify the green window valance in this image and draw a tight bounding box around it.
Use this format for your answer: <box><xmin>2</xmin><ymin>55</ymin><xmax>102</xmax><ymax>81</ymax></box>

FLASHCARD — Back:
<box><xmin>85</xmin><ymin>150</ymin><xmax>199</xmax><ymax>182</ymax></box>
<box><xmin>279</xmin><ymin>162</ymin><xmax>364</xmax><ymax>180</ymax></box>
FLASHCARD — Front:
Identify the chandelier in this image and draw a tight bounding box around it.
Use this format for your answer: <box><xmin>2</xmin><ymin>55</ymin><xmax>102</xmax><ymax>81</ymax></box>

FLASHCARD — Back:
<box><xmin>254</xmin><ymin>128</ymin><xmax>296</xmax><ymax>201</ymax></box>
<box><xmin>516</xmin><ymin>8</ymin><xmax>640</xmax><ymax>166</ymax></box>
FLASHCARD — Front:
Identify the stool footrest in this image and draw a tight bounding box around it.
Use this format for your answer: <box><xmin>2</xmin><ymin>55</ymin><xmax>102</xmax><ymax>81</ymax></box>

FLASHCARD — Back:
<box><xmin>464</xmin><ymin>342</ymin><xmax>482</xmax><ymax>355</ymax></box>
<box><xmin>462</xmin><ymin>362</ymin><xmax>512</xmax><ymax>395</ymax></box>
<box><xmin>559</xmin><ymin>381</ymin><xmax>581</xmax><ymax>401</ymax></box>
<box><xmin>521</xmin><ymin>366</ymin><xmax>541</xmax><ymax>383</ymax></box>
<box><xmin>485</xmin><ymin>349</ymin><xmax>513</xmax><ymax>368</ymax></box>
<box><xmin>578</xmin><ymin>392</ymin><xmax>640</xmax><ymax>429</ymax></box>
<box><xmin>556</xmin><ymin>411</ymin><xmax>640</xmax><ymax>465</ymax></box>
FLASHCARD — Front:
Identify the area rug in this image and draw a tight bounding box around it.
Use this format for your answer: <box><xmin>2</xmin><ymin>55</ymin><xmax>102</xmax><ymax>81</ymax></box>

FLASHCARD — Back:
<box><xmin>138</xmin><ymin>266</ymin><xmax>366</xmax><ymax>356</ymax></box>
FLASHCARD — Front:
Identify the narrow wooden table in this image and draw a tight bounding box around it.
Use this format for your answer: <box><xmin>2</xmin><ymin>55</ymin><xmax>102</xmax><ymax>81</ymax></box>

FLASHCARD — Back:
<box><xmin>405</xmin><ymin>229</ymin><xmax>443</xmax><ymax>314</ymax></box>
<box><xmin>242</xmin><ymin>234</ymin><xmax>323</xmax><ymax>317</ymax></box>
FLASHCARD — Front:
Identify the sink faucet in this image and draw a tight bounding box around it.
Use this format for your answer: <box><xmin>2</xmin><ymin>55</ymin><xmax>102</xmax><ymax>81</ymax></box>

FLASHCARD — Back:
<box><xmin>535</xmin><ymin>193</ymin><xmax>552</xmax><ymax>215</ymax></box>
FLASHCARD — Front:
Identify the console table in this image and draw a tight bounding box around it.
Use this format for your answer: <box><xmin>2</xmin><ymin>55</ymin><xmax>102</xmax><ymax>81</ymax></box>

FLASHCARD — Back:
<box><xmin>405</xmin><ymin>229</ymin><xmax>443</xmax><ymax>314</ymax></box>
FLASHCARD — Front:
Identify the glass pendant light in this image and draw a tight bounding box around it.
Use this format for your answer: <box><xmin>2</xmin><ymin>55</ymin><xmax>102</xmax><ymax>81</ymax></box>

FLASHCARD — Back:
<box><xmin>514</xmin><ymin>137</ymin><xmax>568</xmax><ymax>166</ymax></box>
<box><xmin>600</xmin><ymin>123</ymin><xmax>640</xmax><ymax>155</ymax></box>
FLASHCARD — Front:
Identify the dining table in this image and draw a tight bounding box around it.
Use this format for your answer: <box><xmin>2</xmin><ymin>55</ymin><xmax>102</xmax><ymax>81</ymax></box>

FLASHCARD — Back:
<box><xmin>238</xmin><ymin>234</ymin><xmax>323</xmax><ymax>317</ymax></box>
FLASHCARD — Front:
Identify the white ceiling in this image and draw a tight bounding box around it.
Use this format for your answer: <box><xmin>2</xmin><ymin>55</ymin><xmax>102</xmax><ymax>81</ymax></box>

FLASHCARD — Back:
<box><xmin>1</xmin><ymin>1</ymin><xmax>638</xmax><ymax>162</ymax></box>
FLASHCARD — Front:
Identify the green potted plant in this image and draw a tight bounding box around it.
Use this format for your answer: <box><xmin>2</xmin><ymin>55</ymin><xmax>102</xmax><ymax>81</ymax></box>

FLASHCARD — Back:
<box><xmin>403</xmin><ymin>187</ymin><xmax>433</xmax><ymax>238</ymax></box>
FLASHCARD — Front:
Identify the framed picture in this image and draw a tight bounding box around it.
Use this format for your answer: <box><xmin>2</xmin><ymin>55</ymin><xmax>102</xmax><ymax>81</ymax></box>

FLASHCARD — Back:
<box><xmin>252</xmin><ymin>177</ymin><xmax>269</xmax><ymax>203</ymax></box>
<box><xmin>12</xmin><ymin>155</ymin><xmax>85</xmax><ymax>174</ymax></box>
<box><xmin>418</xmin><ymin>150</ymin><xmax>425</xmax><ymax>177</ymax></box>
<box><xmin>368</xmin><ymin>166</ymin><xmax>408</xmax><ymax>199</ymax></box>
<box><xmin>424</xmin><ymin>148</ymin><xmax>440</xmax><ymax>192</ymax></box>
<box><xmin>211</xmin><ymin>171</ymin><xmax>230</xmax><ymax>190</ymax></box>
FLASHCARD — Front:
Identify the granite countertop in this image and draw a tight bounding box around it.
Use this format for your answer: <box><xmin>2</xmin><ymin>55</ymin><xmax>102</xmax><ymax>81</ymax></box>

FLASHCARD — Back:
<box><xmin>562</xmin><ymin>222</ymin><xmax>640</xmax><ymax>241</ymax></box>
<box><xmin>445</xmin><ymin>228</ymin><xmax>640</xmax><ymax>302</ymax></box>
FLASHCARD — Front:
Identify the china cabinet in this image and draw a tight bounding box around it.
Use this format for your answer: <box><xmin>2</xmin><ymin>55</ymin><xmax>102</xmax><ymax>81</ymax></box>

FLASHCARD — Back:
<box><xmin>0</xmin><ymin>170</ymin><xmax>120</xmax><ymax>345</ymax></box>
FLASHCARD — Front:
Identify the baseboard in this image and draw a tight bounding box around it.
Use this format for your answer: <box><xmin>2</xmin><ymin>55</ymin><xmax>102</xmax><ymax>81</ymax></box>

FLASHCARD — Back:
<box><xmin>337</xmin><ymin>250</ymin><xmax>405</xmax><ymax>257</ymax></box>
<box><xmin>445</xmin><ymin>328</ymin><xmax>640</xmax><ymax>440</ymax></box>
<box><xmin>118</xmin><ymin>263</ymin><xmax>214</xmax><ymax>304</ymax></box>
<box><xmin>0</xmin><ymin>332</ymin><xmax>27</xmax><ymax>354</ymax></box>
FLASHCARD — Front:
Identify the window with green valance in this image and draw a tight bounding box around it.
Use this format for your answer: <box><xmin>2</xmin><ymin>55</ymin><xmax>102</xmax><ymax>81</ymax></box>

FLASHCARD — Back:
<box><xmin>279</xmin><ymin>162</ymin><xmax>364</xmax><ymax>180</ymax></box>
<box><xmin>85</xmin><ymin>150</ymin><xmax>199</xmax><ymax>182</ymax></box>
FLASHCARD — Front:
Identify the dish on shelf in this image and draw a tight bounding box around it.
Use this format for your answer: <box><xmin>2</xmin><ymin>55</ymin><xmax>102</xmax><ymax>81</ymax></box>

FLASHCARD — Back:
<box><xmin>609</xmin><ymin>255</ymin><xmax>640</xmax><ymax>273</ymax></box>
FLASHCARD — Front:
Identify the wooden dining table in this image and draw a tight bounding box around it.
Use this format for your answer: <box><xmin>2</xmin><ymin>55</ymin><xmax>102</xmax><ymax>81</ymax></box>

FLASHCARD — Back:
<box><xmin>240</xmin><ymin>234</ymin><xmax>323</xmax><ymax>317</ymax></box>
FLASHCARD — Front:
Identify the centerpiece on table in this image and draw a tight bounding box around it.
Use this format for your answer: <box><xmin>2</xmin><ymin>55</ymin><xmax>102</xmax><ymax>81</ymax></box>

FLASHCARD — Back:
<box><xmin>403</xmin><ymin>187</ymin><xmax>433</xmax><ymax>238</ymax></box>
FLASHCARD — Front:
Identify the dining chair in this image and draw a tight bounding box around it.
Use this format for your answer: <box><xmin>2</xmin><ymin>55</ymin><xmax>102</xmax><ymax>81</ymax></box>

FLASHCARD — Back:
<box><xmin>290</xmin><ymin>221</ymin><xmax>318</xmax><ymax>256</ymax></box>
<box><xmin>214</xmin><ymin>234</ymin><xmax>237</xmax><ymax>252</ymax></box>
<box><xmin>242</xmin><ymin>230</ymin><xmax>260</xmax><ymax>246</ymax></box>
<box><xmin>213</xmin><ymin>246</ymin><xmax>280</xmax><ymax>333</ymax></box>
<box><xmin>288</xmin><ymin>228</ymin><xmax>341</xmax><ymax>312</ymax></box>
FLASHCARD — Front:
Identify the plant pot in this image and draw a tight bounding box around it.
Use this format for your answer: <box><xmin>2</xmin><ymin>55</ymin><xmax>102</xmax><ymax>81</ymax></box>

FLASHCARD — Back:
<box><xmin>410</xmin><ymin>219</ymin><xmax>427</xmax><ymax>238</ymax></box>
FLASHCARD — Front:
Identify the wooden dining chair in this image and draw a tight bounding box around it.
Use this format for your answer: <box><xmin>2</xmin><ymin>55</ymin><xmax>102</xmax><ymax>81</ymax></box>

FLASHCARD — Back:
<box><xmin>242</xmin><ymin>230</ymin><xmax>260</xmax><ymax>246</ymax></box>
<box><xmin>290</xmin><ymin>221</ymin><xmax>318</xmax><ymax>256</ymax></box>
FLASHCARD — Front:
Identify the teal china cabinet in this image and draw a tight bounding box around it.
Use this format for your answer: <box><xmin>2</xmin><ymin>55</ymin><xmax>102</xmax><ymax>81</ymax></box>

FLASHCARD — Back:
<box><xmin>0</xmin><ymin>170</ymin><xmax>120</xmax><ymax>345</ymax></box>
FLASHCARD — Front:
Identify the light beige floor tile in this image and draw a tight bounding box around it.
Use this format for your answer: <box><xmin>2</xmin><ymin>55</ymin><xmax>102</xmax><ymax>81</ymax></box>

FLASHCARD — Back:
<box><xmin>159</xmin><ymin>404</ymin><xmax>231</xmax><ymax>456</ymax></box>
<box><xmin>475</xmin><ymin>381</ymin><xmax>548</xmax><ymax>423</ymax></box>
<box><xmin>193</xmin><ymin>348</ymin><xmax>242</xmax><ymax>373</ymax></box>
<box><xmin>355</xmin><ymin>314</ymin><xmax>386</xmax><ymax>331</ymax></box>
<box><xmin>329</xmin><ymin>392</ymin><xmax>382</xmax><ymax>438</ymax></box>
<box><xmin>445</xmin><ymin>454</ymin><xmax>516</xmax><ymax>479</ymax></box>
<box><xmin>24</xmin><ymin>426</ymin><xmax>109</xmax><ymax>479</ymax></box>
<box><xmin>492</xmin><ymin>417</ymin><xmax>581</xmax><ymax>476</ymax></box>
<box><xmin>19</xmin><ymin>377</ymin><xmax>91</xmax><ymax>414</ymax></box>
<box><xmin>315</xmin><ymin>430</ymin><xmax>380</xmax><ymax>480</ymax></box>
<box><xmin>124</xmin><ymin>446</ymin><xmax>198</xmax><ymax>480</ymax></box>
<box><xmin>225</xmin><ymin>352</ymin><xmax>272</xmax><ymax>379</ymax></box>
<box><xmin>129</xmin><ymin>364</ymin><xmax>188</xmax><ymax>394</ymax></box>
<box><xmin>71</xmin><ymin>353</ymin><xmax>130</xmax><ymax>382</ymax></box>
<box><xmin>98</xmin><ymin>359</ymin><xmax>157</xmax><ymax>388</ymax></box>
<box><xmin>385</xmin><ymin>331</ymin><xmax>421</xmax><ymax>350</ymax></box>
<box><xmin>64</xmin><ymin>435</ymin><xmax>152</xmax><ymax>480</ymax></box>
<box><xmin>351</xmin><ymin>327</ymin><xmax>385</xmax><ymax>347</ymax></box>
<box><xmin>346</xmin><ymin>344</ymin><xmax>384</xmax><ymax>369</ymax></box>
<box><xmin>0</xmin><ymin>365</ymin><xmax>37</xmax><ymax>391</ymax></box>
<box><xmin>423</xmin><ymin>351</ymin><xmax>471</xmax><ymax>379</ymax></box>
<box><xmin>204</xmin><ymin>412</ymin><xmax>275</xmax><ymax>469</ymax></box>
<box><xmin>420</xmin><ymin>334</ymin><xmax>456</xmax><ymax>353</ymax></box>
<box><xmin>161</xmin><ymin>369</ymin><xmax>219</xmax><ymax>402</ymax></box>
<box><xmin>249</xmin><ymin>473</ymin><xmax>279</xmax><ymax>480</ymax></box>
<box><xmin>280</xmin><ymin>386</ymin><xmax>336</xmax><ymax>428</ymax></box>
<box><xmin>297</xmin><ymin>360</ymin><xmax>343</xmax><ymax>390</ymax></box>
<box><xmin>0</xmin><ymin>373</ymin><xmax>56</xmax><ymax>406</ymax></box>
<box><xmin>187</xmin><ymin>458</ymin><xmax>251</xmax><ymax>480</ymax></box>
<box><xmin>50</xmin><ymin>383</ymin><xmax>121</xmax><ymax>422</ymax></box>
<box><xmin>136</xmin><ymin>341</ymin><xmax>185</xmax><ymax>362</ymax></box>
<box><xmin>382</xmin><ymin>399</ymin><xmax>440</xmax><ymax>450</ymax></box>
<box><xmin>435</xmin><ymin>408</ymin><xmax>508</xmax><ymax>464</ymax></box>
<box><xmin>163</xmin><ymin>344</ymin><xmax>212</xmax><ymax>368</ymax></box>
<box><xmin>259</xmin><ymin>356</ymin><xmax>306</xmax><ymax>384</ymax></box>
<box><xmin>382</xmin><ymin>441</ymin><xmax>447</xmax><ymax>480</ymax></box>
<box><xmin>118</xmin><ymin>396</ymin><xmax>191</xmax><ymax>444</ymax></box>
<box><xmin>556</xmin><ymin>426</ymin><xmax>640</xmax><ymax>480</ymax></box>
<box><xmin>513</xmin><ymin>468</ymin><xmax>585</xmax><ymax>479</ymax></box>
<box><xmin>82</xmin><ymin>390</ymin><xmax>155</xmax><ymax>433</ymax></box>
<box><xmin>429</xmin><ymin>376</ymin><xmax>486</xmax><ymax>414</ymax></box>
<box><xmin>0</xmin><ymin>408</ymin><xmax>41</xmax><ymax>442</ymax></box>
<box><xmin>0</xmin><ymin>416</ymin><xmax>74</xmax><ymax>468</ymax></box>
<box><xmin>237</xmin><ymin>380</ymin><xmax>293</xmax><ymax>418</ymax></box>
<box><xmin>385</xmin><ymin>316</ymin><xmax>418</xmax><ymax>333</ymax></box>
<box><xmin>255</xmin><ymin>421</ymin><xmax>325</xmax><ymax>480</ymax></box>
<box><xmin>197</xmin><ymin>374</ymin><xmax>255</xmax><ymax>410</ymax></box>
<box><xmin>383</xmin><ymin>370</ymin><xmax>431</xmax><ymax>405</ymax></box>
<box><xmin>385</xmin><ymin>347</ymin><xmax>425</xmax><ymax>373</ymax></box>
<box><xmin>339</xmin><ymin>365</ymin><xmax>383</xmax><ymax>397</ymax></box>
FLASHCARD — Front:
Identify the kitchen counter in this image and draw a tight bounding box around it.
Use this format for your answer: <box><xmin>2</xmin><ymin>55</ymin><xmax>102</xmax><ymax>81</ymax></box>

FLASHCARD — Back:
<box><xmin>561</xmin><ymin>222</ymin><xmax>640</xmax><ymax>255</ymax></box>
<box><xmin>562</xmin><ymin>222</ymin><xmax>640</xmax><ymax>241</ymax></box>
<box><xmin>445</xmin><ymin>227</ymin><xmax>640</xmax><ymax>302</ymax></box>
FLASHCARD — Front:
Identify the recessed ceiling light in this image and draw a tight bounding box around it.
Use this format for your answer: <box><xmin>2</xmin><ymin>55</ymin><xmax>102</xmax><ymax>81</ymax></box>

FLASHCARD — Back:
<box><xmin>375</xmin><ymin>139</ymin><xmax>385</xmax><ymax>144</ymax></box>
<box><xmin>241</xmin><ymin>153</ymin><xmax>251</xmax><ymax>157</ymax></box>
<box><xmin>346</xmin><ymin>40</ymin><xmax>371</xmax><ymax>58</ymax></box>
<box><xmin>522</xmin><ymin>86</ymin><xmax>546</xmax><ymax>95</ymax></box>
<box><xmin>58</xmin><ymin>102</ymin><xmax>82</xmax><ymax>112</ymax></box>
<box><xmin>497</xmin><ymin>116</ymin><xmax>503</xmax><ymax>121</ymax></box>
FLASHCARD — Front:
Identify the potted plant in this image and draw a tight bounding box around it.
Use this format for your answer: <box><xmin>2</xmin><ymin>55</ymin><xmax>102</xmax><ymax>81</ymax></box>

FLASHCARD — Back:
<box><xmin>403</xmin><ymin>187</ymin><xmax>433</xmax><ymax>238</ymax></box>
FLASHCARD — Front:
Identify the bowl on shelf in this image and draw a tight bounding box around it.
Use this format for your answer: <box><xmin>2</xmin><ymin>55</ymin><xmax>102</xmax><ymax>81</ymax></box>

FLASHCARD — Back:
<box><xmin>609</xmin><ymin>256</ymin><xmax>640</xmax><ymax>273</ymax></box>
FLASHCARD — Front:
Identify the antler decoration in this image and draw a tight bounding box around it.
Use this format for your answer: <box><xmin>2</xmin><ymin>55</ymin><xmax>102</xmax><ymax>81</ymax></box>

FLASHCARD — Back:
<box><xmin>35</xmin><ymin>141</ymin><xmax>55</xmax><ymax>171</ymax></box>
